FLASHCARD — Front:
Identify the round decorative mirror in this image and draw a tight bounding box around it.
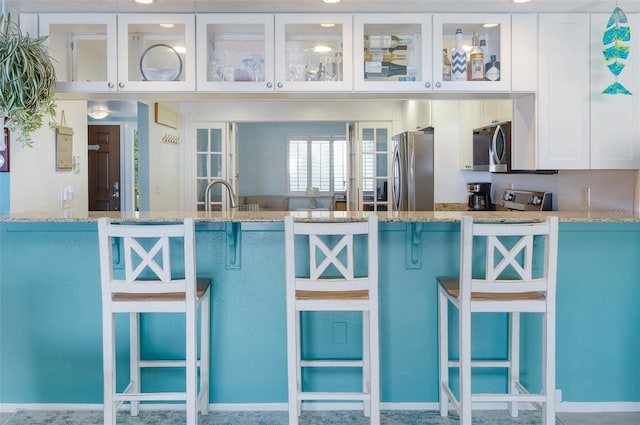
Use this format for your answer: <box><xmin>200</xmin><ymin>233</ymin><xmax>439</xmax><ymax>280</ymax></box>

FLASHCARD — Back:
<box><xmin>139</xmin><ymin>43</ymin><xmax>183</xmax><ymax>81</ymax></box>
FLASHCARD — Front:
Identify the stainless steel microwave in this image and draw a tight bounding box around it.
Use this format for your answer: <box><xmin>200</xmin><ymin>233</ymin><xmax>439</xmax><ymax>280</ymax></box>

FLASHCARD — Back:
<box><xmin>473</xmin><ymin>121</ymin><xmax>511</xmax><ymax>172</ymax></box>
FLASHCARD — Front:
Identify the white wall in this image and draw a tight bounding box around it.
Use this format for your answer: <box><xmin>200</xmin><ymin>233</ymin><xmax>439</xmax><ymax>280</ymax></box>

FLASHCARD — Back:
<box><xmin>181</xmin><ymin>100</ymin><xmax>404</xmax><ymax>131</ymax></box>
<box><xmin>147</xmin><ymin>101</ymin><xmax>185</xmax><ymax>211</ymax></box>
<box><xmin>10</xmin><ymin>100</ymin><xmax>88</xmax><ymax>215</ymax></box>
<box><xmin>492</xmin><ymin>170</ymin><xmax>636</xmax><ymax>212</ymax></box>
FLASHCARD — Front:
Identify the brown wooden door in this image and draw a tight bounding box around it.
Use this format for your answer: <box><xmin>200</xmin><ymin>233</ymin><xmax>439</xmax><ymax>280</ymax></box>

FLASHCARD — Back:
<box><xmin>88</xmin><ymin>125</ymin><xmax>120</xmax><ymax>211</ymax></box>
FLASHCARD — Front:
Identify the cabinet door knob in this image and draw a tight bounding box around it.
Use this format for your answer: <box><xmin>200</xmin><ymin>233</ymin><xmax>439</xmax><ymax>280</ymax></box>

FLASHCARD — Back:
<box><xmin>108</xmin><ymin>82</ymin><xmax>115</xmax><ymax>89</ymax></box>
<box><xmin>118</xmin><ymin>82</ymin><xmax>125</xmax><ymax>88</ymax></box>
<box><xmin>267</xmin><ymin>82</ymin><xmax>273</xmax><ymax>88</ymax></box>
<box><xmin>425</xmin><ymin>82</ymin><xmax>431</xmax><ymax>89</ymax></box>
<box><xmin>435</xmin><ymin>82</ymin><xmax>441</xmax><ymax>88</ymax></box>
<box><xmin>277</xmin><ymin>82</ymin><xmax>283</xmax><ymax>89</ymax></box>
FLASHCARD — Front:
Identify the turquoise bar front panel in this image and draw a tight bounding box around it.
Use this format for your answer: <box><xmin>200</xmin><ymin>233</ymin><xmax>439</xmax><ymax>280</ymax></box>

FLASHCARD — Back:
<box><xmin>0</xmin><ymin>221</ymin><xmax>639</xmax><ymax>405</ymax></box>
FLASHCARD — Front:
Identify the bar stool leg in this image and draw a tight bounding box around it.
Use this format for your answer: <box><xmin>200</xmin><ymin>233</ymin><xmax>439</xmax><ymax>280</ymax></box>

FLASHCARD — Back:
<box><xmin>438</xmin><ymin>290</ymin><xmax>449</xmax><ymax>417</ymax></box>
<box><xmin>287</xmin><ymin>311</ymin><xmax>299</xmax><ymax>425</ymax></box>
<box><xmin>459</xmin><ymin>305</ymin><xmax>472</xmax><ymax>425</ymax></box>
<box><xmin>543</xmin><ymin>311</ymin><xmax>556</xmax><ymax>425</ymax></box>
<box><xmin>509</xmin><ymin>312</ymin><xmax>520</xmax><ymax>417</ymax></box>
<box><xmin>130</xmin><ymin>313</ymin><xmax>140</xmax><ymax>417</ymax></box>
<box><xmin>200</xmin><ymin>294</ymin><xmax>211</xmax><ymax>415</ymax></box>
<box><xmin>368</xmin><ymin>309</ymin><xmax>381</xmax><ymax>425</ymax></box>
<box><xmin>103</xmin><ymin>313</ymin><xmax>116</xmax><ymax>425</ymax></box>
<box><xmin>186</xmin><ymin>307</ymin><xmax>198</xmax><ymax>425</ymax></box>
<box><xmin>362</xmin><ymin>311</ymin><xmax>371</xmax><ymax>417</ymax></box>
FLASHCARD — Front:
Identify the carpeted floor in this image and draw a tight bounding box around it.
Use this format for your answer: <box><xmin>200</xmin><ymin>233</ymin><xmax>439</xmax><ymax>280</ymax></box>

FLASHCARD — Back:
<box><xmin>0</xmin><ymin>409</ymin><xmax>558</xmax><ymax>425</ymax></box>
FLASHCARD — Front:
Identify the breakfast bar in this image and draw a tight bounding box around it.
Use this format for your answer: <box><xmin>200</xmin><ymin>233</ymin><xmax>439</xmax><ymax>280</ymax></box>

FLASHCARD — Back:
<box><xmin>1</xmin><ymin>210</ymin><xmax>639</xmax><ymax>410</ymax></box>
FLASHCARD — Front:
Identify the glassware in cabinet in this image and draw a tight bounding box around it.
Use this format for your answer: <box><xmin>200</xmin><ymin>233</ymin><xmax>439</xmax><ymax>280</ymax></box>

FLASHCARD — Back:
<box><xmin>117</xmin><ymin>14</ymin><xmax>196</xmax><ymax>92</ymax></box>
<box><xmin>354</xmin><ymin>14</ymin><xmax>432</xmax><ymax>92</ymax></box>
<box><xmin>432</xmin><ymin>14</ymin><xmax>510</xmax><ymax>92</ymax></box>
<box><xmin>38</xmin><ymin>14</ymin><xmax>118</xmax><ymax>92</ymax></box>
<box><xmin>196</xmin><ymin>14</ymin><xmax>274</xmax><ymax>92</ymax></box>
<box><xmin>274</xmin><ymin>14</ymin><xmax>353</xmax><ymax>92</ymax></box>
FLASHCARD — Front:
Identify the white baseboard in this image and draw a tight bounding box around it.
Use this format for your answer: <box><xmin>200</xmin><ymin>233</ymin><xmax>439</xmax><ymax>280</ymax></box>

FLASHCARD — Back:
<box><xmin>2</xmin><ymin>401</ymin><xmax>639</xmax><ymax>414</ymax></box>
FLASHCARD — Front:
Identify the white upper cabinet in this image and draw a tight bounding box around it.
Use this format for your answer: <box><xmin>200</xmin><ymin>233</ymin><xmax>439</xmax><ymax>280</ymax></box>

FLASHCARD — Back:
<box><xmin>117</xmin><ymin>14</ymin><xmax>196</xmax><ymax>92</ymax></box>
<box><xmin>196</xmin><ymin>14</ymin><xmax>275</xmax><ymax>92</ymax></box>
<box><xmin>432</xmin><ymin>14</ymin><xmax>511</xmax><ymax>92</ymax></box>
<box><xmin>274</xmin><ymin>14</ymin><xmax>353</xmax><ymax>92</ymax></box>
<box><xmin>354</xmin><ymin>14</ymin><xmax>432</xmax><ymax>92</ymax></box>
<box><xmin>510</xmin><ymin>14</ymin><xmax>538</xmax><ymax>92</ymax></box>
<box><xmin>590</xmin><ymin>13</ymin><xmax>640</xmax><ymax>169</ymax></box>
<box><xmin>39</xmin><ymin>14</ymin><xmax>118</xmax><ymax>92</ymax></box>
<box><xmin>537</xmin><ymin>14</ymin><xmax>590</xmax><ymax>169</ymax></box>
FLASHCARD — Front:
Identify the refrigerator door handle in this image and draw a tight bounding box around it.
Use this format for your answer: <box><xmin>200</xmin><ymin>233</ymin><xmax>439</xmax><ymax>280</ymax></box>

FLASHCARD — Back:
<box><xmin>392</xmin><ymin>146</ymin><xmax>401</xmax><ymax>211</ymax></box>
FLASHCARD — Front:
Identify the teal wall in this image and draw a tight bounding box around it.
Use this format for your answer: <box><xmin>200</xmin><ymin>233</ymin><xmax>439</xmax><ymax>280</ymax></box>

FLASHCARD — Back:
<box><xmin>0</xmin><ymin>221</ymin><xmax>639</xmax><ymax>405</ymax></box>
<box><xmin>0</xmin><ymin>174</ymin><xmax>8</xmax><ymax>214</ymax></box>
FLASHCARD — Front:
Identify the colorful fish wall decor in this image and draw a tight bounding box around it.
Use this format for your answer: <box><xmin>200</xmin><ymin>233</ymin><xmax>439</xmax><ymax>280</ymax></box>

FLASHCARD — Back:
<box><xmin>602</xmin><ymin>6</ymin><xmax>632</xmax><ymax>95</ymax></box>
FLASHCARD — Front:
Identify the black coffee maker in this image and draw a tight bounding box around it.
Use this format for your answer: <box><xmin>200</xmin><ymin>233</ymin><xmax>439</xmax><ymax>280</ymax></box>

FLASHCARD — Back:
<box><xmin>467</xmin><ymin>182</ymin><xmax>494</xmax><ymax>211</ymax></box>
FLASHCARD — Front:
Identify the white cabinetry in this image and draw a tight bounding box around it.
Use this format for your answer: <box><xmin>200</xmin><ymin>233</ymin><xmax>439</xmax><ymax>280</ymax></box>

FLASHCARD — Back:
<box><xmin>537</xmin><ymin>14</ymin><xmax>590</xmax><ymax>169</ymax></box>
<box><xmin>40</xmin><ymin>14</ymin><xmax>196</xmax><ymax>92</ymax></box>
<box><xmin>590</xmin><ymin>13</ymin><xmax>640</xmax><ymax>169</ymax></box>
<box><xmin>39</xmin><ymin>14</ymin><xmax>118</xmax><ymax>92</ymax></box>
<box><xmin>274</xmin><ymin>14</ymin><xmax>352</xmax><ymax>92</ymax></box>
<box><xmin>354</xmin><ymin>14</ymin><xmax>432</xmax><ymax>92</ymax></box>
<box><xmin>117</xmin><ymin>14</ymin><xmax>196</xmax><ymax>92</ymax></box>
<box><xmin>511</xmin><ymin>14</ymin><xmax>538</xmax><ymax>92</ymax></box>
<box><xmin>403</xmin><ymin>100</ymin><xmax>432</xmax><ymax>132</ymax></box>
<box><xmin>196</xmin><ymin>14</ymin><xmax>275</xmax><ymax>92</ymax></box>
<box><xmin>432</xmin><ymin>14</ymin><xmax>511</xmax><ymax>92</ymax></box>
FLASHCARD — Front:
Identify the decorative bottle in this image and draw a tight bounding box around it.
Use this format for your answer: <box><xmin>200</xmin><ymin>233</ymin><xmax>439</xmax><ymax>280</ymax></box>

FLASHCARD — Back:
<box><xmin>442</xmin><ymin>48</ymin><xmax>452</xmax><ymax>81</ymax></box>
<box><xmin>485</xmin><ymin>55</ymin><xmax>501</xmax><ymax>81</ymax></box>
<box><xmin>451</xmin><ymin>28</ymin><xmax>467</xmax><ymax>81</ymax></box>
<box><xmin>364</xmin><ymin>34</ymin><xmax>412</xmax><ymax>49</ymax></box>
<box><xmin>470</xmin><ymin>32</ymin><xmax>484</xmax><ymax>81</ymax></box>
<box><xmin>364</xmin><ymin>61</ymin><xmax>408</xmax><ymax>79</ymax></box>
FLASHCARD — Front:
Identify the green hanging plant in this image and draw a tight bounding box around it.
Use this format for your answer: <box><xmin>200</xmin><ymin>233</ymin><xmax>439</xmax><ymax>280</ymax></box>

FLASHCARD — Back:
<box><xmin>0</xmin><ymin>13</ymin><xmax>57</xmax><ymax>147</ymax></box>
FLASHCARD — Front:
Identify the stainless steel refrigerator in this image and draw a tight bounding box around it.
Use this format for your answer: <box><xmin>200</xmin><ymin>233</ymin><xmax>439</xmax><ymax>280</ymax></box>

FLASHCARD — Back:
<box><xmin>391</xmin><ymin>128</ymin><xmax>434</xmax><ymax>211</ymax></box>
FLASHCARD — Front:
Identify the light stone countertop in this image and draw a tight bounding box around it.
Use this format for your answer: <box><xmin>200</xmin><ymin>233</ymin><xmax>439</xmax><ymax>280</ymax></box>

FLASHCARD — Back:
<box><xmin>1</xmin><ymin>210</ymin><xmax>639</xmax><ymax>223</ymax></box>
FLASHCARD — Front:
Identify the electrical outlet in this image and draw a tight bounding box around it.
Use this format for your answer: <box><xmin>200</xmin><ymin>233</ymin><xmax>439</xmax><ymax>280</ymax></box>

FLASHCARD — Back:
<box><xmin>581</xmin><ymin>187</ymin><xmax>591</xmax><ymax>207</ymax></box>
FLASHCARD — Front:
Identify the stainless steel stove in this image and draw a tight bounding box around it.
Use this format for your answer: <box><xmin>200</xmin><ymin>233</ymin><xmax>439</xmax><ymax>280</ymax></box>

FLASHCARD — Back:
<box><xmin>500</xmin><ymin>189</ymin><xmax>552</xmax><ymax>211</ymax></box>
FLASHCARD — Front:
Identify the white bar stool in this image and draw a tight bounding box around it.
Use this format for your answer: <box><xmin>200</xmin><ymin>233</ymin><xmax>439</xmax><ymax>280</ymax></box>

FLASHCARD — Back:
<box><xmin>98</xmin><ymin>218</ymin><xmax>211</xmax><ymax>425</ymax></box>
<box><xmin>437</xmin><ymin>216</ymin><xmax>559</xmax><ymax>425</ymax></box>
<box><xmin>284</xmin><ymin>215</ymin><xmax>380</xmax><ymax>425</ymax></box>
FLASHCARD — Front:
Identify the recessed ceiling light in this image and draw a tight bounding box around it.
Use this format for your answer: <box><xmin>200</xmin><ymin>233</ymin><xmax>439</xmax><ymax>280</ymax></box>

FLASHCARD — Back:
<box><xmin>134</xmin><ymin>0</ymin><xmax>155</xmax><ymax>4</ymax></box>
<box><xmin>512</xmin><ymin>0</ymin><xmax>532</xmax><ymax>3</ymax></box>
<box><xmin>313</xmin><ymin>45</ymin><xmax>333</xmax><ymax>53</ymax></box>
<box><xmin>322</xmin><ymin>0</ymin><xmax>341</xmax><ymax>4</ymax></box>
<box><xmin>483</xmin><ymin>23</ymin><xmax>499</xmax><ymax>28</ymax></box>
<box><xmin>320</xmin><ymin>23</ymin><xmax>336</xmax><ymax>28</ymax></box>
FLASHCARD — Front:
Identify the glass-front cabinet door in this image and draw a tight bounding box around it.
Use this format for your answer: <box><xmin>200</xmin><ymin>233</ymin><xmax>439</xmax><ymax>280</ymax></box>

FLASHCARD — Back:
<box><xmin>117</xmin><ymin>14</ymin><xmax>195</xmax><ymax>92</ymax></box>
<box><xmin>274</xmin><ymin>14</ymin><xmax>352</xmax><ymax>92</ymax></box>
<box><xmin>39</xmin><ymin>14</ymin><xmax>117</xmax><ymax>92</ymax></box>
<box><xmin>432</xmin><ymin>14</ymin><xmax>510</xmax><ymax>92</ymax></box>
<box><xmin>196</xmin><ymin>14</ymin><xmax>274</xmax><ymax>92</ymax></box>
<box><xmin>354</xmin><ymin>14</ymin><xmax>432</xmax><ymax>92</ymax></box>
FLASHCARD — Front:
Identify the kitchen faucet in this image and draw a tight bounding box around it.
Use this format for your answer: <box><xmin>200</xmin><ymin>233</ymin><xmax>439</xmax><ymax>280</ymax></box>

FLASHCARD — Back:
<box><xmin>204</xmin><ymin>178</ymin><xmax>237</xmax><ymax>212</ymax></box>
